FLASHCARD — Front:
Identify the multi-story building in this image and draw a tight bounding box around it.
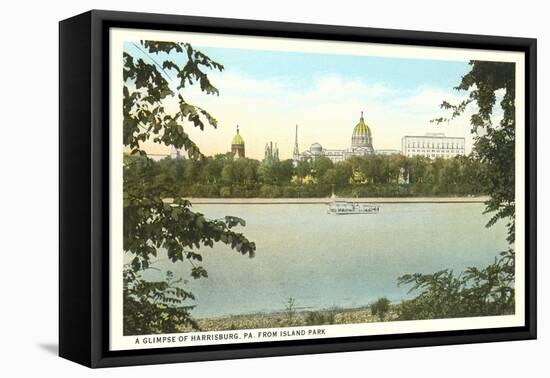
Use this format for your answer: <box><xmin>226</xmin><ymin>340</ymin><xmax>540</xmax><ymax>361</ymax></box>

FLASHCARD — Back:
<box><xmin>401</xmin><ymin>133</ymin><xmax>465</xmax><ymax>159</ymax></box>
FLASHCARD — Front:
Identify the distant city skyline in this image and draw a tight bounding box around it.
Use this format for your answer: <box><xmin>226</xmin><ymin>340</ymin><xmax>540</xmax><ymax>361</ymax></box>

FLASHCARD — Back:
<box><xmin>125</xmin><ymin>42</ymin><xmax>482</xmax><ymax>160</ymax></box>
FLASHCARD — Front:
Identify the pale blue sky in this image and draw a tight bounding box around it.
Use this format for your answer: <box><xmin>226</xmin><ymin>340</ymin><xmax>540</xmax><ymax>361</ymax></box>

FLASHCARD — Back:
<box><xmin>196</xmin><ymin>46</ymin><xmax>471</xmax><ymax>91</ymax></box>
<box><xmin>125</xmin><ymin>43</ymin><xmax>470</xmax><ymax>92</ymax></box>
<box><xmin>125</xmin><ymin>42</ymin><xmax>475</xmax><ymax>159</ymax></box>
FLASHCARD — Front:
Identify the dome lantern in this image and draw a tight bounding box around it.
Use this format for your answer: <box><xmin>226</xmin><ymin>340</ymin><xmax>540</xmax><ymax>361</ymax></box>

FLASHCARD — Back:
<box><xmin>231</xmin><ymin>125</ymin><xmax>245</xmax><ymax>145</ymax></box>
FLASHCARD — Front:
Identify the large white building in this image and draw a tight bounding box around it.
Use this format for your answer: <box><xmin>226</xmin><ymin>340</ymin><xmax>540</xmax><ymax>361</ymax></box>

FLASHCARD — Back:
<box><xmin>401</xmin><ymin>133</ymin><xmax>465</xmax><ymax>159</ymax></box>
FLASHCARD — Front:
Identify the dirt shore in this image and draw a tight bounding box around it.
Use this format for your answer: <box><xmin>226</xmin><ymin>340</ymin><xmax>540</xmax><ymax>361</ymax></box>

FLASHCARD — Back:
<box><xmin>177</xmin><ymin>306</ymin><xmax>399</xmax><ymax>332</ymax></box>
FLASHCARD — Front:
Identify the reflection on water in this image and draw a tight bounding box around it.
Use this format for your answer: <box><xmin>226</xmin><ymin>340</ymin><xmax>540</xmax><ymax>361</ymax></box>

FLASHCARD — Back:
<box><xmin>137</xmin><ymin>203</ymin><xmax>507</xmax><ymax>318</ymax></box>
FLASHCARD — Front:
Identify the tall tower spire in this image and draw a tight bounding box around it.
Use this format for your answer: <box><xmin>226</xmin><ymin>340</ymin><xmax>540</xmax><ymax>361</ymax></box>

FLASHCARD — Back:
<box><xmin>292</xmin><ymin>124</ymin><xmax>300</xmax><ymax>165</ymax></box>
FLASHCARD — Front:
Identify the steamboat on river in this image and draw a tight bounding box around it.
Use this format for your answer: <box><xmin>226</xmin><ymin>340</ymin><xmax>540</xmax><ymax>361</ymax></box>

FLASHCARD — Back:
<box><xmin>327</xmin><ymin>194</ymin><xmax>380</xmax><ymax>215</ymax></box>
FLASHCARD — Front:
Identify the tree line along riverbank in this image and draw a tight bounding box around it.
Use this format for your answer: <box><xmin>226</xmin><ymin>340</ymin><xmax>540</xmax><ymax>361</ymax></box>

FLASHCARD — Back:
<box><xmin>125</xmin><ymin>152</ymin><xmax>490</xmax><ymax>199</ymax></box>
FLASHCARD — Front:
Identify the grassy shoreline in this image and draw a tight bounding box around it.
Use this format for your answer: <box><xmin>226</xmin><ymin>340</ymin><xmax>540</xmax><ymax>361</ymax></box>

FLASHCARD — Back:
<box><xmin>177</xmin><ymin>305</ymin><xmax>399</xmax><ymax>333</ymax></box>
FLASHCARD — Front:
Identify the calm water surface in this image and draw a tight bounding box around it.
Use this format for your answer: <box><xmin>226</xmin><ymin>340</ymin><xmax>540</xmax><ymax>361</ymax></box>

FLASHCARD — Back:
<box><xmin>140</xmin><ymin>203</ymin><xmax>507</xmax><ymax>318</ymax></box>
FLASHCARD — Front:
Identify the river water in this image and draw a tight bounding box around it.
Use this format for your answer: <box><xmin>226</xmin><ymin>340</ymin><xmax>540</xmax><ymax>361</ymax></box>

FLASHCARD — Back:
<box><xmin>140</xmin><ymin>202</ymin><xmax>507</xmax><ymax>318</ymax></box>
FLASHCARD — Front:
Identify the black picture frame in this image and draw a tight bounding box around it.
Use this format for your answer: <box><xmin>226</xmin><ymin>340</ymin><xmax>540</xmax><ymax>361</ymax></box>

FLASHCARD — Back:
<box><xmin>59</xmin><ymin>9</ymin><xmax>537</xmax><ymax>368</ymax></box>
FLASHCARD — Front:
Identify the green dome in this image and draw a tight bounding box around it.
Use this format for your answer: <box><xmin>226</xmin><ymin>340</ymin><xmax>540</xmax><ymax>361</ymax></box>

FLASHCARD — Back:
<box><xmin>231</xmin><ymin>126</ymin><xmax>245</xmax><ymax>145</ymax></box>
<box><xmin>352</xmin><ymin>112</ymin><xmax>371</xmax><ymax>137</ymax></box>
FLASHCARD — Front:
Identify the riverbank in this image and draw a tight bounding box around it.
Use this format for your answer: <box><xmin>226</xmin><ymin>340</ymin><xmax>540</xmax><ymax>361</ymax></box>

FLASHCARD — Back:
<box><xmin>178</xmin><ymin>196</ymin><xmax>489</xmax><ymax>205</ymax></box>
<box><xmin>177</xmin><ymin>306</ymin><xmax>399</xmax><ymax>332</ymax></box>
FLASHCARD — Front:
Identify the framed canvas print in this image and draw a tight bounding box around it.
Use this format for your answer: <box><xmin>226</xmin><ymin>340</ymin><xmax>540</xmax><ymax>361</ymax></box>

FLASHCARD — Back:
<box><xmin>59</xmin><ymin>10</ymin><xmax>537</xmax><ymax>368</ymax></box>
